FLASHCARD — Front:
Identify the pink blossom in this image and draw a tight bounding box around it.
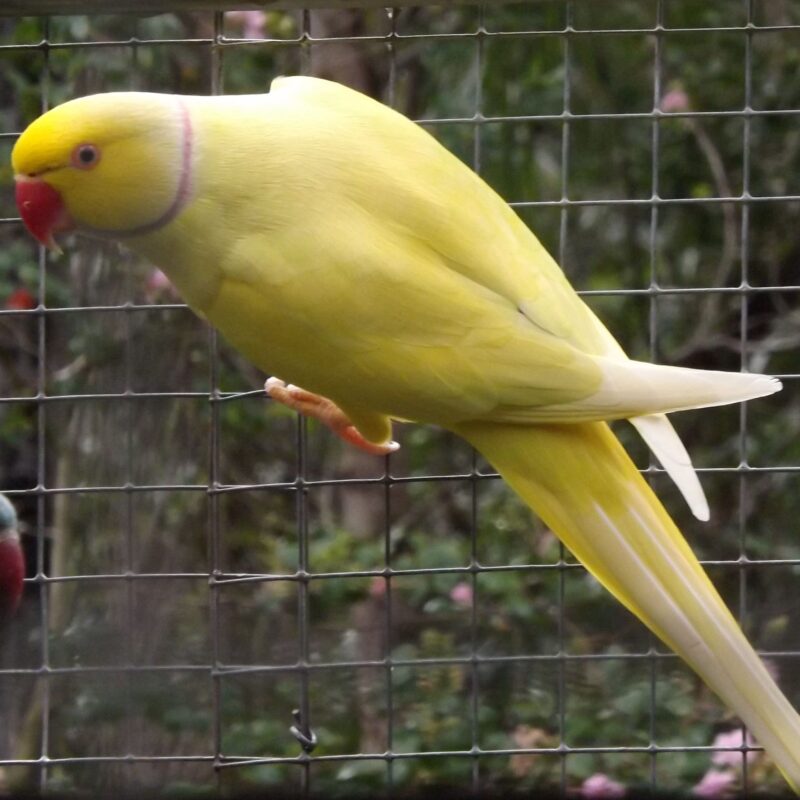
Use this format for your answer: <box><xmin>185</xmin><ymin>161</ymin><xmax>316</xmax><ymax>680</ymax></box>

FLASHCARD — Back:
<box><xmin>368</xmin><ymin>576</ymin><xmax>386</xmax><ymax>598</ymax></box>
<box><xmin>227</xmin><ymin>10</ymin><xmax>267</xmax><ymax>39</ymax></box>
<box><xmin>692</xmin><ymin>768</ymin><xmax>736</xmax><ymax>798</ymax></box>
<box><xmin>711</xmin><ymin>729</ymin><xmax>757</xmax><ymax>768</ymax></box>
<box><xmin>449</xmin><ymin>581</ymin><xmax>473</xmax><ymax>608</ymax></box>
<box><xmin>581</xmin><ymin>773</ymin><xmax>625</xmax><ymax>799</ymax></box>
<box><xmin>660</xmin><ymin>88</ymin><xmax>690</xmax><ymax>113</ymax></box>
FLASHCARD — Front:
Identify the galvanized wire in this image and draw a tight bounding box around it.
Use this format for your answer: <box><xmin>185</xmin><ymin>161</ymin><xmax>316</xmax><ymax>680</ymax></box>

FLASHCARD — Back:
<box><xmin>0</xmin><ymin>2</ymin><xmax>797</xmax><ymax>797</ymax></box>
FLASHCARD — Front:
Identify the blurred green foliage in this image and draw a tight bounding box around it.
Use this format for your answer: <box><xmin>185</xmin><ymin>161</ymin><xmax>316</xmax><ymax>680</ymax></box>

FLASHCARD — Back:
<box><xmin>0</xmin><ymin>2</ymin><xmax>799</xmax><ymax>797</ymax></box>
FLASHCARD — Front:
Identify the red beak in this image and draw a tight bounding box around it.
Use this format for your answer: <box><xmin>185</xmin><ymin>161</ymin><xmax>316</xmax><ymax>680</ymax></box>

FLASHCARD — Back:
<box><xmin>15</xmin><ymin>176</ymin><xmax>72</xmax><ymax>253</ymax></box>
<box><xmin>0</xmin><ymin>532</ymin><xmax>24</xmax><ymax>618</ymax></box>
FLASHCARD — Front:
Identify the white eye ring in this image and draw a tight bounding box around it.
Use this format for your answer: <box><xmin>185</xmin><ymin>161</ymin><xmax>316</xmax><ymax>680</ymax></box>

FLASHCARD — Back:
<box><xmin>72</xmin><ymin>143</ymin><xmax>100</xmax><ymax>169</ymax></box>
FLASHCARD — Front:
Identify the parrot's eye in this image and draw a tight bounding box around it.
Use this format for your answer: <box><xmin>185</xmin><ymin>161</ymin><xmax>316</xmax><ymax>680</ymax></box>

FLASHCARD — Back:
<box><xmin>71</xmin><ymin>144</ymin><xmax>100</xmax><ymax>170</ymax></box>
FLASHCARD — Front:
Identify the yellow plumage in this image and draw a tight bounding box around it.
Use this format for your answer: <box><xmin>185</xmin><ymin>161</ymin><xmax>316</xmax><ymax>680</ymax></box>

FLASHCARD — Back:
<box><xmin>11</xmin><ymin>76</ymin><xmax>798</xmax><ymax>789</ymax></box>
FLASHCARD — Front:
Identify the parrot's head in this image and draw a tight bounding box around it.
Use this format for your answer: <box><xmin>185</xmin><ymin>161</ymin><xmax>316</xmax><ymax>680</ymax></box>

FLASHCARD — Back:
<box><xmin>12</xmin><ymin>92</ymin><xmax>193</xmax><ymax>251</ymax></box>
<box><xmin>0</xmin><ymin>494</ymin><xmax>23</xmax><ymax>619</ymax></box>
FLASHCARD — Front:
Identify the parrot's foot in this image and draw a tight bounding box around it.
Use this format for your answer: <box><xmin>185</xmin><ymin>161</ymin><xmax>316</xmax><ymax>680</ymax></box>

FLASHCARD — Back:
<box><xmin>265</xmin><ymin>377</ymin><xmax>399</xmax><ymax>456</ymax></box>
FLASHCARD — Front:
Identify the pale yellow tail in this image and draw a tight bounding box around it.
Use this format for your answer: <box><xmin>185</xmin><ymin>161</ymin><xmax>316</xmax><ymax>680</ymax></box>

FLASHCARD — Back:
<box><xmin>454</xmin><ymin>419</ymin><xmax>800</xmax><ymax>792</ymax></box>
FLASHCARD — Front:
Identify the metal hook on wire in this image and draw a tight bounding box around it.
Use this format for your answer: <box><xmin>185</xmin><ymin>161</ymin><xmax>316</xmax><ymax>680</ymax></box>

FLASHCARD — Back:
<box><xmin>290</xmin><ymin>708</ymin><xmax>318</xmax><ymax>753</ymax></box>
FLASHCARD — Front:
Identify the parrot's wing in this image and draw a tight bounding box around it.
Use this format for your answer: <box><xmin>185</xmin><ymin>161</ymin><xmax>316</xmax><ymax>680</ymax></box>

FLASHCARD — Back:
<box><xmin>243</xmin><ymin>204</ymin><xmax>778</xmax><ymax>429</ymax></box>
<box><xmin>232</xmin><ymin>209</ymin><xmax>609</xmax><ymax>425</ymax></box>
<box><xmin>269</xmin><ymin>78</ymin><xmax>720</xmax><ymax>522</ymax></box>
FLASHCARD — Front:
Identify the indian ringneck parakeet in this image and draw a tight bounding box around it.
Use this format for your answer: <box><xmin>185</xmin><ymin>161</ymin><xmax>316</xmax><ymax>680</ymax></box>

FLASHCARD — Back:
<box><xmin>11</xmin><ymin>77</ymin><xmax>799</xmax><ymax>788</ymax></box>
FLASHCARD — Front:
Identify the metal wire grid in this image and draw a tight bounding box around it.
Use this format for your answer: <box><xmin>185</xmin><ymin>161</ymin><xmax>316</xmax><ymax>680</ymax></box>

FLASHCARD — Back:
<box><xmin>0</xmin><ymin>1</ymin><xmax>797</xmax><ymax>796</ymax></box>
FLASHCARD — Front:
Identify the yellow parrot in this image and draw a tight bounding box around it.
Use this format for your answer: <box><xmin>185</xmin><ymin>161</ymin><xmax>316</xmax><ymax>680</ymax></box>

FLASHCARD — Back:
<box><xmin>11</xmin><ymin>77</ymin><xmax>799</xmax><ymax>789</ymax></box>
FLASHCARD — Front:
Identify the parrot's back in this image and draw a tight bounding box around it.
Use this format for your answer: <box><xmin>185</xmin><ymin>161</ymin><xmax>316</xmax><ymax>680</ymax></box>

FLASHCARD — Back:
<box><xmin>142</xmin><ymin>77</ymin><xmax>586</xmax><ymax>339</ymax></box>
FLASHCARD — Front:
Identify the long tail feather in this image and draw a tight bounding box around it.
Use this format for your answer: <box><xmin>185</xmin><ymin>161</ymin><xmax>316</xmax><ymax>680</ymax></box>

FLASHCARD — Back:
<box><xmin>454</xmin><ymin>419</ymin><xmax>800</xmax><ymax>791</ymax></box>
<box><xmin>629</xmin><ymin>413</ymin><xmax>710</xmax><ymax>522</ymax></box>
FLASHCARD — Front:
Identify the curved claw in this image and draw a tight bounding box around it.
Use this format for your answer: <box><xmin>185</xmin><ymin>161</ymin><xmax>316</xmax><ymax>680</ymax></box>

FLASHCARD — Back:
<box><xmin>265</xmin><ymin>377</ymin><xmax>399</xmax><ymax>456</ymax></box>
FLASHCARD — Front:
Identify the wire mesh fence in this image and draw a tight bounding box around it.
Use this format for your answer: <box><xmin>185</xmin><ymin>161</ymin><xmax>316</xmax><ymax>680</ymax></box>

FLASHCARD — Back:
<box><xmin>0</xmin><ymin>1</ymin><xmax>798</xmax><ymax>797</ymax></box>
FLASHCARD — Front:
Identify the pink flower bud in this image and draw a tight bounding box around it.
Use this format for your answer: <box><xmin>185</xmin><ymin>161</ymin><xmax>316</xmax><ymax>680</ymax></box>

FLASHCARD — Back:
<box><xmin>227</xmin><ymin>10</ymin><xmax>267</xmax><ymax>39</ymax></box>
<box><xmin>449</xmin><ymin>581</ymin><xmax>473</xmax><ymax>607</ymax></box>
<box><xmin>660</xmin><ymin>88</ymin><xmax>690</xmax><ymax>113</ymax></box>
<box><xmin>581</xmin><ymin>773</ymin><xmax>626</xmax><ymax>799</ymax></box>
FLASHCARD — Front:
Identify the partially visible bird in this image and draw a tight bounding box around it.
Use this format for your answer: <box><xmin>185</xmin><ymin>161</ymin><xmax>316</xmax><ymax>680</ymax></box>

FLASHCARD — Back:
<box><xmin>0</xmin><ymin>494</ymin><xmax>24</xmax><ymax>618</ymax></box>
